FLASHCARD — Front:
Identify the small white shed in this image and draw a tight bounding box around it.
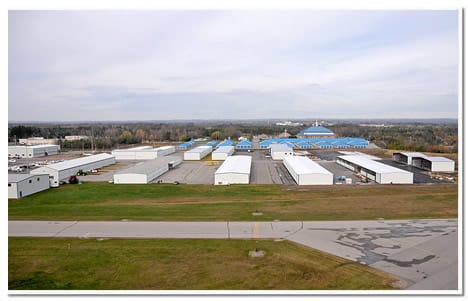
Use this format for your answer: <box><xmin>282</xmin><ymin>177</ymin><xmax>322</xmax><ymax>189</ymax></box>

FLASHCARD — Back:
<box><xmin>212</xmin><ymin>146</ymin><xmax>235</xmax><ymax>161</ymax></box>
<box><xmin>214</xmin><ymin>155</ymin><xmax>252</xmax><ymax>185</ymax></box>
<box><xmin>283</xmin><ymin>156</ymin><xmax>333</xmax><ymax>185</ymax></box>
<box><xmin>270</xmin><ymin>144</ymin><xmax>294</xmax><ymax>161</ymax></box>
<box><xmin>184</xmin><ymin>146</ymin><xmax>212</xmax><ymax>160</ymax></box>
<box><xmin>8</xmin><ymin>174</ymin><xmax>50</xmax><ymax>199</ymax></box>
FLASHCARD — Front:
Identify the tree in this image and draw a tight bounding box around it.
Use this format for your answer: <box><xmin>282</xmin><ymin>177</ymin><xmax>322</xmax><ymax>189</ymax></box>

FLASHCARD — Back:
<box><xmin>180</xmin><ymin>135</ymin><xmax>191</xmax><ymax>142</ymax></box>
<box><xmin>136</xmin><ymin>129</ymin><xmax>146</xmax><ymax>143</ymax></box>
<box><xmin>163</xmin><ymin>131</ymin><xmax>171</xmax><ymax>141</ymax></box>
<box><xmin>211</xmin><ymin>130</ymin><xmax>221</xmax><ymax>140</ymax></box>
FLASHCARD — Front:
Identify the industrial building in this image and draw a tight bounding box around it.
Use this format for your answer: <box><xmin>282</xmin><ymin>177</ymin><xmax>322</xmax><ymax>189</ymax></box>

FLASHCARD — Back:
<box><xmin>212</xmin><ymin>146</ymin><xmax>235</xmax><ymax>161</ymax></box>
<box><xmin>283</xmin><ymin>156</ymin><xmax>334</xmax><ymax>185</ymax></box>
<box><xmin>8</xmin><ymin>173</ymin><xmax>50</xmax><ymax>199</ymax></box>
<box><xmin>393</xmin><ymin>152</ymin><xmax>455</xmax><ymax>172</ymax></box>
<box><xmin>18</xmin><ymin>137</ymin><xmax>59</xmax><ymax>145</ymax></box>
<box><xmin>65</xmin><ymin>135</ymin><xmax>89</xmax><ymax>141</ymax></box>
<box><xmin>214</xmin><ymin>155</ymin><xmax>252</xmax><ymax>185</ymax></box>
<box><xmin>337</xmin><ymin>155</ymin><xmax>413</xmax><ymax>184</ymax></box>
<box><xmin>270</xmin><ymin>144</ymin><xmax>294</xmax><ymax>161</ymax></box>
<box><xmin>31</xmin><ymin>153</ymin><xmax>116</xmax><ymax>187</ymax></box>
<box><xmin>8</xmin><ymin>144</ymin><xmax>60</xmax><ymax>158</ymax></box>
<box><xmin>184</xmin><ymin>146</ymin><xmax>213</xmax><ymax>160</ymax></box>
<box><xmin>113</xmin><ymin>156</ymin><xmax>182</xmax><ymax>184</ymax></box>
<box><xmin>111</xmin><ymin>146</ymin><xmax>175</xmax><ymax>160</ymax></box>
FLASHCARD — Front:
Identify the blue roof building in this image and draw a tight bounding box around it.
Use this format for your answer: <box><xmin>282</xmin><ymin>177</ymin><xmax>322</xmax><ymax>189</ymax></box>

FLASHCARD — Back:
<box><xmin>236</xmin><ymin>140</ymin><xmax>252</xmax><ymax>150</ymax></box>
<box><xmin>298</xmin><ymin>122</ymin><xmax>335</xmax><ymax>138</ymax></box>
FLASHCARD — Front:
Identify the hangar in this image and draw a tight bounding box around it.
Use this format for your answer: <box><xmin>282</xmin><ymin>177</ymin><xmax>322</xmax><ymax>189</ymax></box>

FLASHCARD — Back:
<box><xmin>392</xmin><ymin>152</ymin><xmax>426</xmax><ymax>165</ymax></box>
<box><xmin>337</xmin><ymin>155</ymin><xmax>413</xmax><ymax>184</ymax></box>
<box><xmin>297</xmin><ymin>122</ymin><xmax>335</xmax><ymax>138</ymax></box>
<box><xmin>8</xmin><ymin>144</ymin><xmax>60</xmax><ymax>158</ymax></box>
<box><xmin>184</xmin><ymin>146</ymin><xmax>212</xmax><ymax>161</ymax></box>
<box><xmin>270</xmin><ymin>144</ymin><xmax>294</xmax><ymax>161</ymax></box>
<box><xmin>212</xmin><ymin>146</ymin><xmax>235</xmax><ymax>161</ymax></box>
<box><xmin>393</xmin><ymin>152</ymin><xmax>455</xmax><ymax>172</ymax></box>
<box><xmin>283</xmin><ymin>156</ymin><xmax>334</xmax><ymax>185</ymax></box>
<box><xmin>31</xmin><ymin>153</ymin><xmax>116</xmax><ymax>187</ymax></box>
<box><xmin>214</xmin><ymin>155</ymin><xmax>252</xmax><ymax>185</ymax></box>
<box><xmin>112</xmin><ymin>145</ymin><xmax>175</xmax><ymax>160</ymax></box>
<box><xmin>8</xmin><ymin>174</ymin><xmax>50</xmax><ymax>199</ymax></box>
<box><xmin>113</xmin><ymin>156</ymin><xmax>182</xmax><ymax>184</ymax></box>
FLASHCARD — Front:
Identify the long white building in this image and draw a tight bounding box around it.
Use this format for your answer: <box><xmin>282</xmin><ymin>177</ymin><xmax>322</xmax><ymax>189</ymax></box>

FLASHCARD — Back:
<box><xmin>8</xmin><ymin>174</ymin><xmax>50</xmax><ymax>199</ymax></box>
<box><xmin>184</xmin><ymin>146</ymin><xmax>212</xmax><ymax>161</ymax></box>
<box><xmin>9</xmin><ymin>144</ymin><xmax>60</xmax><ymax>158</ymax></box>
<box><xmin>337</xmin><ymin>155</ymin><xmax>413</xmax><ymax>184</ymax></box>
<box><xmin>270</xmin><ymin>144</ymin><xmax>294</xmax><ymax>161</ymax></box>
<box><xmin>283</xmin><ymin>156</ymin><xmax>333</xmax><ymax>185</ymax></box>
<box><xmin>212</xmin><ymin>146</ymin><xmax>235</xmax><ymax>161</ymax></box>
<box><xmin>31</xmin><ymin>153</ymin><xmax>115</xmax><ymax>187</ymax></box>
<box><xmin>393</xmin><ymin>152</ymin><xmax>455</xmax><ymax>172</ymax></box>
<box><xmin>113</xmin><ymin>156</ymin><xmax>182</xmax><ymax>184</ymax></box>
<box><xmin>112</xmin><ymin>145</ymin><xmax>175</xmax><ymax>160</ymax></box>
<box><xmin>214</xmin><ymin>155</ymin><xmax>252</xmax><ymax>185</ymax></box>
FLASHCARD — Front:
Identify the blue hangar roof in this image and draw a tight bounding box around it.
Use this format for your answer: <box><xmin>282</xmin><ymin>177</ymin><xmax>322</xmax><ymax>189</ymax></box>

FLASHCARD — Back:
<box><xmin>299</xmin><ymin>125</ymin><xmax>334</xmax><ymax>136</ymax></box>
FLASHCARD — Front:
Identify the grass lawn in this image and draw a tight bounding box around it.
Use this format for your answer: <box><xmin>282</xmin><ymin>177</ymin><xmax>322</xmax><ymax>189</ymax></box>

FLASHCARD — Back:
<box><xmin>8</xmin><ymin>183</ymin><xmax>457</xmax><ymax>221</ymax></box>
<box><xmin>9</xmin><ymin>237</ymin><xmax>396</xmax><ymax>290</ymax></box>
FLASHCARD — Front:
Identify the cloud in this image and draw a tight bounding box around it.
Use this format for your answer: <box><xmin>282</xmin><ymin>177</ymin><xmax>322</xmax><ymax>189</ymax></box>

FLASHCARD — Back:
<box><xmin>8</xmin><ymin>10</ymin><xmax>458</xmax><ymax>121</ymax></box>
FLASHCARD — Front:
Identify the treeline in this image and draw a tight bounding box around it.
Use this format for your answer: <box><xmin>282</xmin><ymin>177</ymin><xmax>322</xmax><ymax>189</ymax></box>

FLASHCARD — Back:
<box><xmin>8</xmin><ymin>122</ymin><xmax>458</xmax><ymax>153</ymax></box>
<box><xmin>330</xmin><ymin>123</ymin><xmax>458</xmax><ymax>153</ymax></box>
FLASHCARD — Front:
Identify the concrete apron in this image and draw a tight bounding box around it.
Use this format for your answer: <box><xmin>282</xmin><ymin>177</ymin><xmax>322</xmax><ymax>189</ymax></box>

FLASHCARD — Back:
<box><xmin>9</xmin><ymin>219</ymin><xmax>458</xmax><ymax>290</ymax></box>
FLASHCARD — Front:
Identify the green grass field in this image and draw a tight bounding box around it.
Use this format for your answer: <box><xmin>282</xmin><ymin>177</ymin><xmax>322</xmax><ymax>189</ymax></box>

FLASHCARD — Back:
<box><xmin>8</xmin><ymin>183</ymin><xmax>457</xmax><ymax>221</ymax></box>
<box><xmin>9</xmin><ymin>237</ymin><xmax>396</xmax><ymax>290</ymax></box>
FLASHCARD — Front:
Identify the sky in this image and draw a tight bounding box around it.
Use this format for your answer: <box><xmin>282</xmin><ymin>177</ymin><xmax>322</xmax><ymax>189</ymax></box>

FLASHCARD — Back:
<box><xmin>8</xmin><ymin>10</ymin><xmax>459</xmax><ymax>121</ymax></box>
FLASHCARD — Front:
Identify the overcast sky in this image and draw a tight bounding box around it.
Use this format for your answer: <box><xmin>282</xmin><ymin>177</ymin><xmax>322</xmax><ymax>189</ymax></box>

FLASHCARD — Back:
<box><xmin>9</xmin><ymin>10</ymin><xmax>458</xmax><ymax>121</ymax></box>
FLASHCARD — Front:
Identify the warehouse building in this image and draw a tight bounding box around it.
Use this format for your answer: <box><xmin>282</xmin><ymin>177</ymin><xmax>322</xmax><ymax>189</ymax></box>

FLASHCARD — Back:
<box><xmin>113</xmin><ymin>156</ymin><xmax>182</xmax><ymax>184</ymax></box>
<box><xmin>212</xmin><ymin>146</ymin><xmax>235</xmax><ymax>161</ymax></box>
<box><xmin>19</xmin><ymin>137</ymin><xmax>59</xmax><ymax>145</ymax></box>
<box><xmin>184</xmin><ymin>146</ymin><xmax>213</xmax><ymax>160</ymax></box>
<box><xmin>31</xmin><ymin>153</ymin><xmax>116</xmax><ymax>187</ymax></box>
<box><xmin>337</xmin><ymin>155</ymin><xmax>413</xmax><ymax>184</ymax></box>
<box><xmin>8</xmin><ymin>144</ymin><xmax>60</xmax><ymax>158</ymax></box>
<box><xmin>215</xmin><ymin>155</ymin><xmax>252</xmax><ymax>185</ymax></box>
<box><xmin>270</xmin><ymin>144</ymin><xmax>294</xmax><ymax>161</ymax></box>
<box><xmin>393</xmin><ymin>152</ymin><xmax>455</xmax><ymax>172</ymax></box>
<box><xmin>112</xmin><ymin>146</ymin><xmax>175</xmax><ymax>160</ymax></box>
<box><xmin>283</xmin><ymin>156</ymin><xmax>334</xmax><ymax>185</ymax></box>
<box><xmin>8</xmin><ymin>173</ymin><xmax>50</xmax><ymax>199</ymax></box>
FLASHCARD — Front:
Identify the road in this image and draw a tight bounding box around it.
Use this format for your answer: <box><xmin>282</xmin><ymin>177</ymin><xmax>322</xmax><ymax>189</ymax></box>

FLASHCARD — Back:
<box><xmin>9</xmin><ymin>218</ymin><xmax>458</xmax><ymax>290</ymax></box>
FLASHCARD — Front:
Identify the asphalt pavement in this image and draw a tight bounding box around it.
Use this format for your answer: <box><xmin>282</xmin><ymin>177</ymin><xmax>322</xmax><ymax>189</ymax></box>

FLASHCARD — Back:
<box><xmin>9</xmin><ymin>218</ymin><xmax>458</xmax><ymax>291</ymax></box>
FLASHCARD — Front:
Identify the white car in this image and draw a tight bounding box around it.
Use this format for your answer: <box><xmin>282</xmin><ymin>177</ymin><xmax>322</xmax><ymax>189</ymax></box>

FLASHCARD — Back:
<box><xmin>8</xmin><ymin>159</ymin><xmax>16</xmax><ymax>163</ymax></box>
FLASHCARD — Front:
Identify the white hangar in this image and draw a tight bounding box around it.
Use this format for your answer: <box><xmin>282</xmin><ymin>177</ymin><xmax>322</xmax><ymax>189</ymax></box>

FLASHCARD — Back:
<box><xmin>8</xmin><ymin>144</ymin><xmax>60</xmax><ymax>158</ymax></box>
<box><xmin>283</xmin><ymin>156</ymin><xmax>334</xmax><ymax>185</ymax></box>
<box><xmin>8</xmin><ymin>173</ymin><xmax>50</xmax><ymax>199</ymax></box>
<box><xmin>112</xmin><ymin>145</ymin><xmax>175</xmax><ymax>160</ymax></box>
<box><xmin>212</xmin><ymin>146</ymin><xmax>235</xmax><ymax>161</ymax></box>
<box><xmin>393</xmin><ymin>152</ymin><xmax>455</xmax><ymax>172</ymax></box>
<box><xmin>113</xmin><ymin>156</ymin><xmax>182</xmax><ymax>184</ymax></box>
<box><xmin>337</xmin><ymin>155</ymin><xmax>413</xmax><ymax>184</ymax></box>
<box><xmin>270</xmin><ymin>144</ymin><xmax>294</xmax><ymax>161</ymax></box>
<box><xmin>214</xmin><ymin>155</ymin><xmax>252</xmax><ymax>185</ymax></box>
<box><xmin>184</xmin><ymin>146</ymin><xmax>212</xmax><ymax>161</ymax></box>
<box><xmin>31</xmin><ymin>153</ymin><xmax>116</xmax><ymax>187</ymax></box>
